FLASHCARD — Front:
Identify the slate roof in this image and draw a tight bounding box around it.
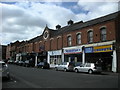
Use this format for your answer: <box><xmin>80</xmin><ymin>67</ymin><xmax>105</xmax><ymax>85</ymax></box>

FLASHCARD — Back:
<box><xmin>50</xmin><ymin>11</ymin><xmax>119</xmax><ymax>37</ymax></box>
<box><xmin>28</xmin><ymin>35</ymin><xmax>43</xmax><ymax>43</ymax></box>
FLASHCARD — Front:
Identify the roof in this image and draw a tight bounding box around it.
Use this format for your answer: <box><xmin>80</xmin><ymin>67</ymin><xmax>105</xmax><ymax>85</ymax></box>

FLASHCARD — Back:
<box><xmin>28</xmin><ymin>35</ymin><xmax>43</xmax><ymax>43</ymax></box>
<box><xmin>50</xmin><ymin>11</ymin><xmax>119</xmax><ymax>37</ymax></box>
<box><xmin>14</xmin><ymin>11</ymin><xmax>119</xmax><ymax>45</ymax></box>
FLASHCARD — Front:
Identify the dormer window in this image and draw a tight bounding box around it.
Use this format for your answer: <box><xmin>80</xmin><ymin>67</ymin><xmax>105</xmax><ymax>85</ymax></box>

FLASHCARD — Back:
<box><xmin>68</xmin><ymin>20</ymin><xmax>74</xmax><ymax>26</ymax></box>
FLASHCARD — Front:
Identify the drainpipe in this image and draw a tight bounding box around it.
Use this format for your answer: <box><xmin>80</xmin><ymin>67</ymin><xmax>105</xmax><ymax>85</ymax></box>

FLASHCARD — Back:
<box><xmin>62</xmin><ymin>49</ymin><xmax>64</xmax><ymax>62</ymax></box>
<box><xmin>112</xmin><ymin>49</ymin><xmax>117</xmax><ymax>72</ymax></box>
<box><xmin>35</xmin><ymin>53</ymin><xmax>38</xmax><ymax>67</ymax></box>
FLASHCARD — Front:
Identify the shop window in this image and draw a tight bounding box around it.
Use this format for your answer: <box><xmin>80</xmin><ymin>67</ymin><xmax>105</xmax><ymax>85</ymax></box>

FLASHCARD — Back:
<box><xmin>76</xmin><ymin>33</ymin><xmax>81</xmax><ymax>45</ymax></box>
<box><xmin>88</xmin><ymin>31</ymin><xmax>93</xmax><ymax>43</ymax></box>
<box><xmin>100</xmin><ymin>27</ymin><xmax>107</xmax><ymax>42</ymax></box>
<box><xmin>50</xmin><ymin>55</ymin><xmax>62</xmax><ymax>65</ymax></box>
<box><xmin>67</xmin><ymin>35</ymin><xmax>72</xmax><ymax>46</ymax></box>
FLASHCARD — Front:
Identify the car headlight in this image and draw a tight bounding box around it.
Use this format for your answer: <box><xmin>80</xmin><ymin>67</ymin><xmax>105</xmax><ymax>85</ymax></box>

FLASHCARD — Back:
<box><xmin>5</xmin><ymin>64</ymin><xmax>8</xmax><ymax>67</ymax></box>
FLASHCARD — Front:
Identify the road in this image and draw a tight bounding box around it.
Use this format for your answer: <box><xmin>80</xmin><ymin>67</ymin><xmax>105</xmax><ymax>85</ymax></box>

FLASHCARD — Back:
<box><xmin>2</xmin><ymin>64</ymin><xmax>118</xmax><ymax>88</ymax></box>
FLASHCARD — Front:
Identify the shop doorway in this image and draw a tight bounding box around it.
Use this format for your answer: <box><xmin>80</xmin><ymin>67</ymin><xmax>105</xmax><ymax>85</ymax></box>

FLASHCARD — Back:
<box><xmin>64</xmin><ymin>53</ymin><xmax>82</xmax><ymax>63</ymax></box>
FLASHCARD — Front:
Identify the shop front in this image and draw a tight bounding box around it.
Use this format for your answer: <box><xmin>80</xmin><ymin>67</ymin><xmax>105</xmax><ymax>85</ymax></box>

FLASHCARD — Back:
<box><xmin>63</xmin><ymin>46</ymin><xmax>82</xmax><ymax>63</ymax></box>
<box><xmin>37</xmin><ymin>51</ymin><xmax>47</xmax><ymax>62</ymax></box>
<box><xmin>48</xmin><ymin>50</ymin><xmax>62</xmax><ymax>67</ymax></box>
<box><xmin>85</xmin><ymin>45</ymin><xmax>117</xmax><ymax>72</ymax></box>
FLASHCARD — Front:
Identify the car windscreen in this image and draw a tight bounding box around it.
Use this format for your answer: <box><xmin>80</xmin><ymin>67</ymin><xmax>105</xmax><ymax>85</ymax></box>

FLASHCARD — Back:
<box><xmin>39</xmin><ymin>62</ymin><xmax>44</xmax><ymax>65</ymax></box>
<box><xmin>75</xmin><ymin>62</ymin><xmax>81</xmax><ymax>66</ymax></box>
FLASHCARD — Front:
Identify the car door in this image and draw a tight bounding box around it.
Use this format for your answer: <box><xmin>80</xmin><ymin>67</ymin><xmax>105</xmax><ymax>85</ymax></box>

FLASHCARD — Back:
<box><xmin>58</xmin><ymin>63</ymin><xmax>63</xmax><ymax>70</ymax></box>
<box><xmin>61</xmin><ymin>62</ymin><xmax>66</xmax><ymax>70</ymax></box>
<box><xmin>83</xmin><ymin>63</ymin><xmax>91</xmax><ymax>72</ymax></box>
<box><xmin>78</xmin><ymin>64</ymin><xmax>85</xmax><ymax>72</ymax></box>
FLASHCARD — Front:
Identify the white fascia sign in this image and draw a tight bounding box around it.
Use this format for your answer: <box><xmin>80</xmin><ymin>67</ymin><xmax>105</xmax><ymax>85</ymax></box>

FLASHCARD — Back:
<box><xmin>48</xmin><ymin>50</ymin><xmax>62</xmax><ymax>56</ymax></box>
<box><xmin>63</xmin><ymin>46</ymin><xmax>82</xmax><ymax>54</ymax></box>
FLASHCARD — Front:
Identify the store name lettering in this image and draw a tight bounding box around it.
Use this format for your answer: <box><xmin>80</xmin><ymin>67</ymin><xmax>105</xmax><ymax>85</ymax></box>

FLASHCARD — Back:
<box><xmin>94</xmin><ymin>47</ymin><xmax>112</xmax><ymax>52</ymax></box>
<box><xmin>64</xmin><ymin>49</ymin><xmax>82</xmax><ymax>54</ymax></box>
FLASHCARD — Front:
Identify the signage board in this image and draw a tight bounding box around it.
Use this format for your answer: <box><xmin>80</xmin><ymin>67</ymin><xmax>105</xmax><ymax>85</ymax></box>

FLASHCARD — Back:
<box><xmin>94</xmin><ymin>45</ymin><xmax>113</xmax><ymax>53</ymax></box>
<box><xmin>64</xmin><ymin>48</ymin><xmax>82</xmax><ymax>54</ymax></box>
<box><xmin>85</xmin><ymin>47</ymin><xmax>93</xmax><ymax>53</ymax></box>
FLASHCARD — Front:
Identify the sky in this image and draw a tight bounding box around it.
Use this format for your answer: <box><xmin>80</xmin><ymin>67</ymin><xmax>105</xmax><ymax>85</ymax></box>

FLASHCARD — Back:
<box><xmin>0</xmin><ymin>0</ymin><xmax>119</xmax><ymax>45</ymax></box>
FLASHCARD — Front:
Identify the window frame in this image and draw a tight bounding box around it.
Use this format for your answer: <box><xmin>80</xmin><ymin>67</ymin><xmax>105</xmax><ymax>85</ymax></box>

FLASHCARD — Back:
<box><xmin>100</xmin><ymin>27</ymin><xmax>107</xmax><ymax>42</ymax></box>
<box><xmin>87</xmin><ymin>30</ymin><xmax>93</xmax><ymax>43</ymax></box>
<box><xmin>67</xmin><ymin>35</ymin><xmax>72</xmax><ymax>46</ymax></box>
<box><xmin>76</xmin><ymin>33</ymin><xmax>82</xmax><ymax>45</ymax></box>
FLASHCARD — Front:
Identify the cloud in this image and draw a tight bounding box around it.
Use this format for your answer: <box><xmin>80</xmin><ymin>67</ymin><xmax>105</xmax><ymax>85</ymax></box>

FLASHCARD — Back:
<box><xmin>0</xmin><ymin>1</ymin><xmax>119</xmax><ymax>45</ymax></box>
<box><xmin>76</xmin><ymin>1</ymin><xmax>118</xmax><ymax>21</ymax></box>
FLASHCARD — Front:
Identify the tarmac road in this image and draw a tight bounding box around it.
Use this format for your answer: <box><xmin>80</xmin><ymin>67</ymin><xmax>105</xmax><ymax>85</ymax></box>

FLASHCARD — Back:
<box><xmin>2</xmin><ymin>64</ymin><xmax>119</xmax><ymax>88</ymax></box>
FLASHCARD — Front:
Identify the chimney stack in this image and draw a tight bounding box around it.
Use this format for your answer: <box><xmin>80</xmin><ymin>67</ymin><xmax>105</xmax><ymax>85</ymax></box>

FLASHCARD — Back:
<box><xmin>56</xmin><ymin>24</ymin><xmax>61</xmax><ymax>30</ymax></box>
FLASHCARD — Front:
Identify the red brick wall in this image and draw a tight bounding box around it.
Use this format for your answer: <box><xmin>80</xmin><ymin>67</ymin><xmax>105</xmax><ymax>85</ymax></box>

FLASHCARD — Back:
<box><xmin>6</xmin><ymin>45</ymin><xmax>11</xmax><ymax>59</ymax></box>
<box><xmin>15</xmin><ymin>20</ymin><xmax>116</xmax><ymax>53</ymax></box>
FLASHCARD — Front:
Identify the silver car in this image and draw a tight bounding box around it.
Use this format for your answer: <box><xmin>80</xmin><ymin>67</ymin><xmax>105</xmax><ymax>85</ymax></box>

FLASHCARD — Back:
<box><xmin>0</xmin><ymin>61</ymin><xmax>10</xmax><ymax>79</ymax></box>
<box><xmin>55</xmin><ymin>62</ymin><xmax>75</xmax><ymax>72</ymax></box>
<box><xmin>74</xmin><ymin>63</ymin><xmax>102</xmax><ymax>74</ymax></box>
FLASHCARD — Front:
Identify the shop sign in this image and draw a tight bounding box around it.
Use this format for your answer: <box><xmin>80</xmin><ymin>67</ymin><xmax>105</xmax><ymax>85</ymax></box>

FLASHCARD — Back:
<box><xmin>48</xmin><ymin>50</ymin><xmax>62</xmax><ymax>56</ymax></box>
<box><xmin>94</xmin><ymin>45</ymin><xmax>112</xmax><ymax>53</ymax></box>
<box><xmin>64</xmin><ymin>48</ymin><xmax>82</xmax><ymax>54</ymax></box>
<box><xmin>85</xmin><ymin>47</ymin><xmax>93</xmax><ymax>53</ymax></box>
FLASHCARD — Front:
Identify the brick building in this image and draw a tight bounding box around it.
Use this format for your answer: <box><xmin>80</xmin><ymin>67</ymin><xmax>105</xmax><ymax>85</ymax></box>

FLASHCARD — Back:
<box><xmin>6</xmin><ymin>11</ymin><xmax>120</xmax><ymax>72</ymax></box>
<box><xmin>0</xmin><ymin>45</ymin><xmax>7</xmax><ymax>60</ymax></box>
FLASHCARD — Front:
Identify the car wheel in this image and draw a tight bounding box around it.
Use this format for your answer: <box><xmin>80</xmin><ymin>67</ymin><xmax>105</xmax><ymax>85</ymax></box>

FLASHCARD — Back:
<box><xmin>64</xmin><ymin>68</ymin><xmax>67</xmax><ymax>72</ymax></box>
<box><xmin>75</xmin><ymin>69</ymin><xmax>79</xmax><ymax>73</ymax></box>
<box><xmin>88</xmin><ymin>69</ymin><xmax>93</xmax><ymax>74</ymax></box>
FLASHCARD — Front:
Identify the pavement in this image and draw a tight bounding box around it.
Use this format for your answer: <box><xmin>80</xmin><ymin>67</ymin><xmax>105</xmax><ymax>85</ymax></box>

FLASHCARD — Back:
<box><xmin>101</xmin><ymin>71</ymin><xmax>119</xmax><ymax>76</ymax></box>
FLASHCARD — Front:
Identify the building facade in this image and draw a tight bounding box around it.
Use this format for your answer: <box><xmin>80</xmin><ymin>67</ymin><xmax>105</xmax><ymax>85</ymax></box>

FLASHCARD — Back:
<box><xmin>6</xmin><ymin>11</ymin><xmax>120</xmax><ymax>72</ymax></box>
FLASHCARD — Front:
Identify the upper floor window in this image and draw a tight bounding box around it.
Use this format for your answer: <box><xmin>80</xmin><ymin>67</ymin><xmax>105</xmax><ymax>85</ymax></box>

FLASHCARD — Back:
<box><xmin>76</xmin><ymin>33</ymin><xmax>81</xmax><ymax>45</ymax></box>
<box><xmin>67</xmin><ymin>35</ymin><xmax>72</xmax><ymax>46</ymax></box>
<box><xmin>100</xmin><ymin>27</ymin><xmax>107</xmax><ymax>42</ymax></box>
<box><xmin>88</xmin><ymin>30</ymin><xmax>93</xmax><ymax>43</ymax></box>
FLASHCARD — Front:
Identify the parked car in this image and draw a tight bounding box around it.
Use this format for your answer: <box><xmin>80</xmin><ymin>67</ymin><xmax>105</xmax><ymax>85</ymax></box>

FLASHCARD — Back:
<box><xmin>23</xmin><ymin>60</ymin><xmax>30</xmax><ymax>67</ymax></box>
<box><xmin>0</xmin><ymin>61</ymin><xmax>10</xmax><ymax>79</ymax></box>
<box><xmin>18</xmin><ymin>61</ymin><xmax>24</xmax><ymax>66</ymax></box>
<box><xmin>37</xmin><ymin>62</ymin><xmax>50</xmax><ymax>69</ymax></box>
<box><xmin>74</xmin><ymin>63</ymin><xmax>102</xmax><ymax>74</ymax></box>
<box><xmin>55</xmin><ymin>62</ymin><xmax>75</xmax><ymax>72</ymax></box>
<box><xmin>7</xmin><ymin>60</ymin><xmax>14</xmax><ymax>64</ymax></box>
<box><xmin>14</xmin><ymin>60</ymin><xmax>19</xmax><ymax>65</ymax></box>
